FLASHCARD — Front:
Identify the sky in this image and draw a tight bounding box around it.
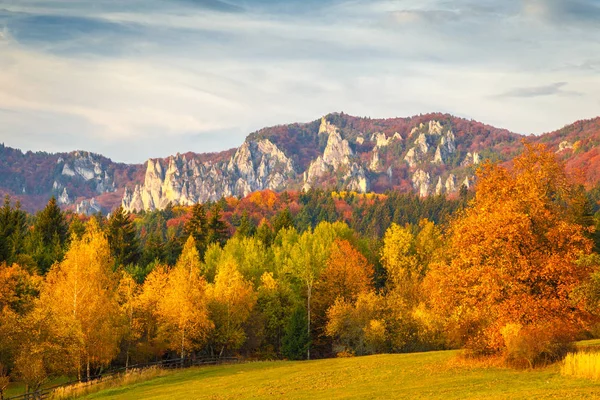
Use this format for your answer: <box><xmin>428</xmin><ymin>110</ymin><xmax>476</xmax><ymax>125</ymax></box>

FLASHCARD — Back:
<box><xmin>0</xmin><ymin>0</ymin><xmax>599</xmax><ymax>163</ymax></box>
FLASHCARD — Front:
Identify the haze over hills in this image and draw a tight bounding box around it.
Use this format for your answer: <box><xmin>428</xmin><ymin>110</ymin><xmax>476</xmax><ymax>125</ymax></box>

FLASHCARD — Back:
<box><xmin>1</xmin><ymin>112</ymin><xmax>599</xmax><ymax>214</ymax></box>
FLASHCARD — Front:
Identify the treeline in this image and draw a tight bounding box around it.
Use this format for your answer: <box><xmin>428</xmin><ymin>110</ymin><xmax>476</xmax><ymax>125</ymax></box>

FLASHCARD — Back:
<box><xmin>1</xmin><ymin>144</ymin><xmax>600</xmax><ymax>393</ymax></box>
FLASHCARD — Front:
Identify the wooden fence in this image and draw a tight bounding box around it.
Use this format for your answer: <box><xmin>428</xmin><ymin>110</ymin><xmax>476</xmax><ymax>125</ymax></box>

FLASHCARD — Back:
<box><xmin>2</xmin><ymin>356</ymin><xmax>239</xmax><ymax>400</ymax></box>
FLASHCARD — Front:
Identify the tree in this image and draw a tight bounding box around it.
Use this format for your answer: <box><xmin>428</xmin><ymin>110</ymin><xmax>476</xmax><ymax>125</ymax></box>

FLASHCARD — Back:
<box><xmin>185</xmin><ymin>203</ymin><xmax>209</xmax><ymax>257</ymax></box>
<box><xmin>107</xmin><ymin>206</ymin><xmax>140</xmax><ymax>269</ymax></box>
<box><xmin>38</xmin><ymin>219</ymin><xmax>122</xmax><ymax>380</ymax></box>
<box><xmin>0</xmin><ymin>196</ymin><xmax>27</xmax><ymax>265</ymax></box>
<box><xmin>156</xmin><ymin>236</ymin><xmax>213</xmax><ymax>361</ymax></box>
<box><xmin>208</xmin><ymin>256</ymin><xmax>256</xmax><ymax>356</ymax></box>
<box><xmin>285</xmin><ymin>222</ymin><xmax>354</xmax><ymax>359</ymax></box>
<box><xmin>282</xmin><ymin>306</ymin><xmax>310</xmax><ymax>360</ymax></box>
<box><xmin>30</xmin><ymin>197</ymin><xmax>68</xmax><ymax>274</ymax></box>
<box><xmin>272</xmin><ymin>208</ymin><xmax>294</xmax><ymax>235</ymax></box>
<box><xmin>136</xmin><ymin>264</ymin><xmax>170</xmax><ymax>360</ymax></box>
<box><xmin>256</xmin><ymin>272</ymin><xmax>295</xmax><ymax>356</ymax></box>
<box><xmin>207</xmin><ymin>203</ymin><xmax>229</xmax><ymax>247</ymax></box>
<box><xmin>235</xmin><ymin>211</ymin><xmax>256</xmax><ymax>238</ymax></box>
<box><xmin>255</xmin><ymin>219</ymin><xmax>274</xmax><ymax>247</ymax></box>
<box><xmin>117</xmin><ymin>272</ymin><xmax>141</xmax><ymax>368</ymax></box>
<box><xmin>325</xmin><ymin>291</ymin><xmax>386</xmax><ymax>356</ymax></box>
<box><xmin>426</xmin><ymin>144</ymin><xmax>596</xmax><ymax>363</ymax></box>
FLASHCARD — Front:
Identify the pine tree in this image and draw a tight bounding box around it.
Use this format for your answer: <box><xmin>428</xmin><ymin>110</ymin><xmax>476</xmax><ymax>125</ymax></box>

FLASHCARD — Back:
<box><xmin>272</xmin><ymin>208</ymin><xmax>294</xmax><ymax>235</ymax></box>
<box><xmin>282</xmin><ymin>306</ymin><xmax>310</xmax><ymax>360</ymax></box>
<box><xmin>0</xmin><ymin>196</ymin><xmax>27</xmax><ymax>264</ymax></box>
<box><xmin>185</xmin><ymin>203</ymin><xmax>208</xmax><ymax>256</ymax></box>
<box><xmin>207</xmin><ymin>203</ymin><xmax>229</xmax><ymax>247</ymax></box>
<box><xmin>106</xmin><ymin>206</ymin><xmax>140</xmax><ymax>269</ymax></box>
<box><xmin>235</xmin><ymin>211</ymin><xmax>256</xmax><ymax>238</ymax></box>
<box><xmin>31</xmin><ymin>197</ymin><xmax>68</xmax><ymax>274</ymax></box>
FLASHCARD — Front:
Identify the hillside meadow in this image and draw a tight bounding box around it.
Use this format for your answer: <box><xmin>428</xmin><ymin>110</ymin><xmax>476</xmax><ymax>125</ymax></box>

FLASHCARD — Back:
<box><xmin>76</xmin><ymin>345</ymin><xmax>600</xmax><ymax>400</ymax></box>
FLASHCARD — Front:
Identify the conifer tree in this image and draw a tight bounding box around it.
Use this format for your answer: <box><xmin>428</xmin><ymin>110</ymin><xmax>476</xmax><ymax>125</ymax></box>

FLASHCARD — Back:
<box><xmin>30</xmin><ymin>197</ymin><xmax>68</xmax><ymax>274</ymax></box>
<box><xmin>185</xmin><ymin>203</ymin><xmax>208</xmax><ymax>256</ymax></box>
<box><xmin>107</xmin><ymin>206</ymin><xmax>140</xmax><ymax>269</ymax></box>
<box><xmin>282</xmin><ymin>306</ymin><xmax>310</xmax><ymax>360</ymax></box>
<box><xmin>207</xmin><ymin>203</ymin><xmax>229</xmax><ymax>247</ymax></box>
<box><xmin>235</xmin><ymin>211</ymin><xmax>256</xmax><ymax>238</ymax></box>
<box><xmin>272</xmin><ymin>208</ymin><xmax>294</xmax><ymax>235</ymax></box>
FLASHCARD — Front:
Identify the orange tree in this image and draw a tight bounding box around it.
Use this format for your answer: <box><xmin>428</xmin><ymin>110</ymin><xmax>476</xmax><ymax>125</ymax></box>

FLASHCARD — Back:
<box><xmin>426</xmin><ymin>143</ymin><xmax>595</xmax><ymax>364</ymax></box>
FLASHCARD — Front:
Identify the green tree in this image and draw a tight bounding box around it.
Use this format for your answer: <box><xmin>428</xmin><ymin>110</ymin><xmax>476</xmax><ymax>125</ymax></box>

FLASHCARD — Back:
<box><xmin>0</xmin><ymin>196</ymin><xmax>27</xmax><ymax>265</ymax></box>
<box><xmin>107</xmin><ymin>206</ymin><xmax>140</xmax><ymax>269</ymax></box>
<box><xmin>207</xmin><ymin>203</ymin><xmax>229</xmax><ymax>247</ymax></box>
<box><xmin>185</xmin><ymin>203</ymin><xmax>209</xmax><ymax>257</ymax></box>
<box><xmin>272</xmin><ymin>208</ymin><xmax>294</xmax><ymax>235</ymax></box>
<box><xmin>282</xmin><ymin>306</ymin><xmax>310</xmax><ymax>360</ymax></box>
<box><xmin>30</xmin><ymin>197</ymin><xmax>68</xmax><ymax>274</ymax></box>
<box><xmin>235</xmin><ymin>211</ymin><xmax>256</xmax><ymax>238</ymax></box>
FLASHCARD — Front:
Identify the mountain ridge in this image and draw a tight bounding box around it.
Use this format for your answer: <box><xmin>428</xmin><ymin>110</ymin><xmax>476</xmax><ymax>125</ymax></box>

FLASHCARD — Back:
<box><xmin>1</xmin><ymin>113</ymin><xmax>599</xmax><ymax>213</ymax></box>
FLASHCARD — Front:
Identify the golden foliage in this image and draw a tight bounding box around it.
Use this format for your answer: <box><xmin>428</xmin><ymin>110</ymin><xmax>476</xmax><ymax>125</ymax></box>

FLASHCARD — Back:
<box><xmin>425</xmin><ymin>143</ymin><xmax>595</xmax><ymax>356</ymax></box>
<box><xmin>156</xmin><ymin>236</ymin><xmax>213</xmax><ymax>359</ymax></box>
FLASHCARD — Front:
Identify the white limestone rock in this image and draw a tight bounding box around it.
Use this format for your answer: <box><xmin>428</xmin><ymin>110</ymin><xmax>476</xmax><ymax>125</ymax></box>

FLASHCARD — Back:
<box><xmin>435</xmin><ymin>177</ymin><xmax>443</xmax><ymax>195</ymax></box>
<box><xmin>412</xmin><ymin>169</ymin><xmax>431</xmax><ymax>197</ymax></box>
<box><xmin>557</xmin><ymin>140</ymin><xmax>574</xmax><ymax>152</ymax></box>
<box><xmin>445</xmin><ymin>174</ymin><xmax>457</xmax><ymax>193</ymax></box>
<box><xmin>428</xmin><ymin>120</ymin><xmax>443</xmax><ymax>135</ymax></box>
<box><xmin>345</xmin><ymin>163</ymin><xmax>369</xmax><ymax>193</ymax></box>
<box><xmin>122</xmin><ymin>139</ymin><xmax>296</xmax><ymax>212</ymax></box>
<box><xmin>323</xmin><ymin>130</ymin><xmax>352</xmax><ymax>169</ymax></box>
<box><xmin>369</xmin><ymin>149</ymin><xmax>381</xmax><ymax>172</ymax></box>
<box><xmin>58</xmin><ymin>188</ymin><xmax>70</xmax><ymax>205</ymax></box>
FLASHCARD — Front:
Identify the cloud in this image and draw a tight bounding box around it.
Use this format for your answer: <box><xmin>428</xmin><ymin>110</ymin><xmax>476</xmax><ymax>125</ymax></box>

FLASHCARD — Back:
<box><xmin>495</xmin><ymin>82</ymin><xmax>581</xmax><ymax>98</ymax></box>
<box><xmin>0</xmin><ymin>0</ymin><xmax>599</xmax><ymax>162</ymax></box>
<box><xmin>523</xmin><ymin>0</ymin><xmax>600</xmax><ymax>25</ymax></box>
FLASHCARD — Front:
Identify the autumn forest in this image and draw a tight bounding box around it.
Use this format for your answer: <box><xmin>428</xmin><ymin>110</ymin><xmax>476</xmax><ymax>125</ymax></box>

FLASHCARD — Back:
<box><xmin>1</xmin><ymin>143</ymin><xmax>600</xmax><ymax>394</ymax></box>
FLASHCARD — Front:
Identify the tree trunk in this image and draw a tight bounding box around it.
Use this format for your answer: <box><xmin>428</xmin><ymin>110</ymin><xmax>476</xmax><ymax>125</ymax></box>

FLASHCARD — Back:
<box><xmin>307</xmin><ymin>284</ymin><xmax>311</xmax><ymax>361</ymax></box>
<box><xmin>181</xmin><ymin>328</ymin><xmax>186</xmax><ymax>367</ymax></box>
<box><xmin>86</xmin><ymin>357</ymin><xmax>90</xmax><ymax>381</ymax></box>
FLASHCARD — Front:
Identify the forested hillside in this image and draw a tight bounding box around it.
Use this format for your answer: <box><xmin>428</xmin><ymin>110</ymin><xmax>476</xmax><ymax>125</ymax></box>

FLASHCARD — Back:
<box><xmin>1</xmin><ymin>114</ymin><xmax>599</xmax><ymax>214</ymax></box>
<box><xmin>1</xmin><ymin>144</ymin><xmax>600</xmax><ymax>395</ymax></box>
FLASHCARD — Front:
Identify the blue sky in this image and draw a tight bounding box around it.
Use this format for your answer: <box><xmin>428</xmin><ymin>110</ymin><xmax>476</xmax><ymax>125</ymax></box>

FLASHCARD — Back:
<box><xmin>0</xmin><ymin>0</ymin><xmax>599</xmax><ymax>163</ymax></box>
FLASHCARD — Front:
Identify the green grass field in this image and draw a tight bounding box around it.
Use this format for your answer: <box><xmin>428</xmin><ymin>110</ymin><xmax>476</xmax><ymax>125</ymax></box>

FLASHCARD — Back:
<box><xmin>80</xmin><ymin>347</ymin><xmax>600</xmax><ymax>400</ymax></box>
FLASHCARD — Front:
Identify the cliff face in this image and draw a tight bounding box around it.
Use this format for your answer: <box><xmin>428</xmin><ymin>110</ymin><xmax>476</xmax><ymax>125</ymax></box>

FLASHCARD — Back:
<box><xmin>2</xmin><ymin>113</ymin><xmax>599</xmax><ymax>213</ymax></box>
<box><xmin>122</xmin><ymin>139</ymin><xmax>296</xmax><ymax>212</ymax></box>
<box><xmin>121</xmin><ymin>114</ymin><xmax>500</xmax><ymax>211</ymax></box>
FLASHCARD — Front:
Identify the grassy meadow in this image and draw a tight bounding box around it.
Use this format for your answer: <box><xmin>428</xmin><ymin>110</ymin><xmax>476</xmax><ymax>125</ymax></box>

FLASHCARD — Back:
<box><xmin>78</xmin><ymin>348</ymin><xmax>600</xmax><ymax>400</ymax></box>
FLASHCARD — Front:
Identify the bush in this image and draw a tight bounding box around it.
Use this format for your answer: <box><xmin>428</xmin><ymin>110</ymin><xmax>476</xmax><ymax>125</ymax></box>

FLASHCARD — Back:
<box><xmin>501</xmin><ymin>323</ymin><xmax>574</xmax><ymax>368</ymax></box>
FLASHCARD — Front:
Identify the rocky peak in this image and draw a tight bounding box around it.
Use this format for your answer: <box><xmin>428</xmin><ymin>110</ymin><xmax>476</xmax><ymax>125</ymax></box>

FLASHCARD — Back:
<box><xmin>318</xmin><ymin>116</ymin><xmax>338</xmax><ymax>136</ymax></box>
<box><xmin>412</xmin><ymin>169</ymin><xmax>431</xmax><ymax>197</ymax></box>
<box><xmin>123</xmin><ymin>139</ymin><xmax>296</xmax><ymax>212</ymax></box>
<box><xmin>322</xmin><ymin>129</ymin><xmax>352</xmax><ymax>169</ymax></box>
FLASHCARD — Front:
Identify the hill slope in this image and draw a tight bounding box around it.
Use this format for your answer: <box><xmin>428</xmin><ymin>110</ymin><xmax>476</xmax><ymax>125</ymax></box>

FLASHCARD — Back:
<box><xmin>1</xmin><ymin>113</ymin><xmax>599</xmax><ymax>213</ymax></box>
<box><xmin>81</xmin><ymin>350</ymin><xmax>599</xmax><ymax>400</ymax></box>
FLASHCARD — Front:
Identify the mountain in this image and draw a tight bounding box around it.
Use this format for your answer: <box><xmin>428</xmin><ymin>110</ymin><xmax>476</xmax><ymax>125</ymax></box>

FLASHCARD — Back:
<box><xmin>1</xmin><ymin>113</ymin><xmax>599</xmax><ymax>214</ymax></box>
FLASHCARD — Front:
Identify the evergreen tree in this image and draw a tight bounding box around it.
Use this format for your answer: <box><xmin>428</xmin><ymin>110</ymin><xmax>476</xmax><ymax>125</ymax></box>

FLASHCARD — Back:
<box><xmin>282</xmin><ymin>306</ymin><xmax>310</xmax><ymax>360</ymax></box>
<box><xmin>106</xmin><ymin>206</ymin><xmax>141</xmax><ymax>269</ymax></box>
<box><xmin>30</xmin><ymin>197</ymin><xmax>68</xmax><ymax>274</ymax></box>
<box><xmin>272</xmin><ymin>208</ymin><xmax>294</xmax><ymax>235</ymax></box>
<box><xmin>185</xmin><ymin>203</ymin><xmax>209</xmax><ymax>256</ymax></box>
<box><xmin>235</xmin><ymin>211</ymin><xmax>256</xmax><ymax>238</ymax></box>
<box><xmin>207</xmin><ymin>203</ymin><xmax>229</xmax><ymax>247</ymax></box>
<box><xmin>255</xmin><ymin>219</ymin><xmax>274</xmax><ymax>247</ymax></box>
<box><xmin>0</xmin><ymin>196</ymin><xmax>27</xmax><ymax>264</ymax></box>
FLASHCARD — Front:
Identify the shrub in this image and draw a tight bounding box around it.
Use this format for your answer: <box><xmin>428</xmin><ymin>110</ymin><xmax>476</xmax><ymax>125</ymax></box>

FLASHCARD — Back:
<box><xmin>501</xmin><ymin>323</ymin><xmax>574</xmax><ymax>368</ymax></box>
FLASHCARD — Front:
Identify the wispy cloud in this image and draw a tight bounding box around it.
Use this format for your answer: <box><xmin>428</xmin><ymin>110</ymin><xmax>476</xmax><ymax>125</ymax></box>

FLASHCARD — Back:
<box><xmin>0</xmin><ymin>0</ymin><xmax>599</xmax><ymax>161</ymax></box>
<box><xmin>495</xmin><ymin>82</ymin><xmax>582</xmax><ymax>98</ymax></box>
